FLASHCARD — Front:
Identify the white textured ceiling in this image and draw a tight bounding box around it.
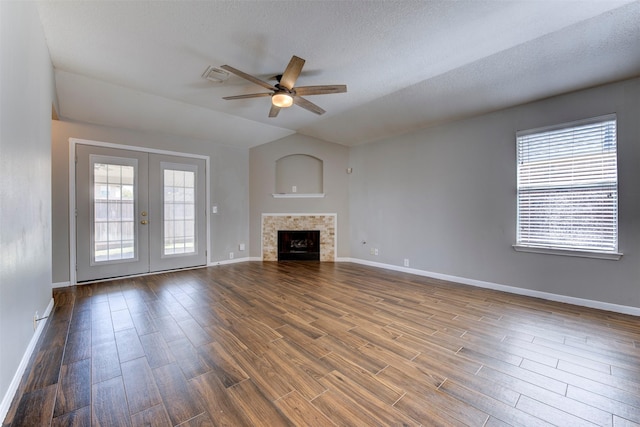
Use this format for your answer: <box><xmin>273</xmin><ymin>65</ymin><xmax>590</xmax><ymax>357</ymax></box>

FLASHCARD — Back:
<box><xmin>36</xmin><ymin>1</ymin><xmax>640</xmax><ymax>148</ymax></box>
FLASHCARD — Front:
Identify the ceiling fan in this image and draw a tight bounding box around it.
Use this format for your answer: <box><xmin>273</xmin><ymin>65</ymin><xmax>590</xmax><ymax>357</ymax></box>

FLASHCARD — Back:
<box><xmin>221</xmin><ymin>55</ymin><xmax>347</xmax><ymax>117</ymax></box>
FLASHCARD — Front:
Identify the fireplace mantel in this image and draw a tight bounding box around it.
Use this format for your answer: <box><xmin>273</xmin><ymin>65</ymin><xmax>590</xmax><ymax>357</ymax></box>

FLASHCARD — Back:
<box><xmin>261</xmin><ymin>214</ymin><xmax>336</xmax><ymax>261</ymax></box>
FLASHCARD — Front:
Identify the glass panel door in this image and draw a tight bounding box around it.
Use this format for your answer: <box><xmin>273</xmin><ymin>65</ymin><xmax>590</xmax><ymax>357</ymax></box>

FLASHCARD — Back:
<box><xmin>76</xmin><ymin>145</ymin><xmax>149</xmax><ymax>281</ymax></box>
<box><xmin>149</xmin><ymin>155</ymin><xmax>206</xmax><ymax>272</ymax></box>
<box><xmin>76</xmin><ymin>145</ymin><xmax>206</xmax><ymax>282</ymax></box>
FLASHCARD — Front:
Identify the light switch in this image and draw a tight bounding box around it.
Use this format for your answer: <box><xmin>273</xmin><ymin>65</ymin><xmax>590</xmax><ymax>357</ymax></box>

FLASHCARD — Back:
<box><xmin>212</xmin><ymin>205</ymin><xmax>218</xmax><ymax>214</ymax></box>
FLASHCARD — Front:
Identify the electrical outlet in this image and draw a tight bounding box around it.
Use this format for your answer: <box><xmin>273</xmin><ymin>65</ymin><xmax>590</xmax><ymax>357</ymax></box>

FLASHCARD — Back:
<box><xmin>404</xmin><ymin>258</ymin><xmax>410</xmax><ymax>267</ymax></box>
<box><xmin>292</xmin><ymin>185</ymin><xmax>297</xmax><ymax>193</ymax></box>
<box><xmin>370</xmin><ymin>248</ymin><xmax>375</xmax><ymax>255</ymax></box>
<box><xmin>33</xmin><ymin>311</ymin><xmax>38</xmax><ymax>330</ymax></box>
<box><xmin>239</xmin><ymin>243</ymin><xmax>245</xmax><ymax>251</ymax></box>
<box><xmin>229</xmin><ymin>252</ymin><xmax>234</xmax><ymax>259</ymax></box>
<box><xmin>374</xmin><ymin>248</ymin><xmax>379</xmax><ymax>256</ymax></box>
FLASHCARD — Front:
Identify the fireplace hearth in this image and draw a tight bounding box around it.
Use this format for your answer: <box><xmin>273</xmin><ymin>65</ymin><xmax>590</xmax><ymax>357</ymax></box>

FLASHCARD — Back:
<box><xmin>278</xmin><ymin>230</ymin><xmax>320</xmax><ymax>261</ymax></box>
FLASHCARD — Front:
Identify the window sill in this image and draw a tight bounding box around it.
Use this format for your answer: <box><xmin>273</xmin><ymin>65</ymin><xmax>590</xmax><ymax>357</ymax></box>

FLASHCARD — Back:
<box><xmin>272</xmin><ymin>193</ymin><xmax>325</xmax><ymax>198</ymax></box>
<box><xmin>512</xmin><ymin>245</ymin><xmax>622</xmax><ymax>260</ymax></box>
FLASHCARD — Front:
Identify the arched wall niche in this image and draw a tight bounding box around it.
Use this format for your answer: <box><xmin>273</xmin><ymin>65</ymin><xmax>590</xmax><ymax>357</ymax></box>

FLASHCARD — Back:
<box><xmin>275</xmin><ymin>154</ymin><xmax>323</xmax><ymax>194</ymax></box>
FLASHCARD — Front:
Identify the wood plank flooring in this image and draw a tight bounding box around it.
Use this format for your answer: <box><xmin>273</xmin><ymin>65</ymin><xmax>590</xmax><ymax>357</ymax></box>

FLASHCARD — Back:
<box><xmin>4</xmin><ymin>262</ymin><xmax>640</xmax><ymax>426</ymax></box>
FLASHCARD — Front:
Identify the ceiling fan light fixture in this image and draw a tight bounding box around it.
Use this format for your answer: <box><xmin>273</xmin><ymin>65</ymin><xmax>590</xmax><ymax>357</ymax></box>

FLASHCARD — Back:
<box><xmin>272</xmin><ymin>92</ymin><xmax>293</xmax><ymax>108</ymax></box>
<box><xmin>222</xmin><ymin>55</ymin><xmax>345</xmax><ymax>116</ymax></box>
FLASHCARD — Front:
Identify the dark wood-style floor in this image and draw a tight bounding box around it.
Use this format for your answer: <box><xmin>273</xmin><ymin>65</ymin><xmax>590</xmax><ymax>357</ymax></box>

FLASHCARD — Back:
<box><xmin>4</xmin><ymin>262</ymin><xmax>640</xmax><ymax>426</ymax></box>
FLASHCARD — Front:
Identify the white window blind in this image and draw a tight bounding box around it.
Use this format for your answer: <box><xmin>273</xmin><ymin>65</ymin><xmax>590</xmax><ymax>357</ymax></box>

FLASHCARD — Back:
<box><xmin>516</xmin><ymin>115</ymin><xmax>618</xmax><ymax>253</ymax></box>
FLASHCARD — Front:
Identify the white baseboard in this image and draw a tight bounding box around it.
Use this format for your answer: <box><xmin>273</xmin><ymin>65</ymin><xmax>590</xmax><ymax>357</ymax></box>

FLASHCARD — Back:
<box><xmin>247</xmin><ymin>257</ymin><xmax>346</xmax><ymax>262</ymax></box>
<box><xmin>0</xmin><ymin>298</ymin><xmax>54</xmax><ymax>424</ymax></box>
<box><xmin>342</xmin><ymin>258</ymin><xmax>640</xmax><ymax>317</ymax></box>
<box><xmin>51</xmin><ymin>259</ymin><xmax>640</xmax><ymax>315</ymax></box>
<box><xmin>208</xmin><ymin>257</ymin><xmax>253</xmax><ymax>266</ymax></box>
<box><xmin>52</xmin><ymin>281</ymin><xmax>71</xmax><ymax>289</ymax></box>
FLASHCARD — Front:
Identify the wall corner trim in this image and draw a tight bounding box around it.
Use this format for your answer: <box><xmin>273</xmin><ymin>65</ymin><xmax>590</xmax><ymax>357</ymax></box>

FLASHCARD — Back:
<box><xmin>0</xmin><ymin>298</ymin><xmax>55</xmax><ymax>424</ymax></box>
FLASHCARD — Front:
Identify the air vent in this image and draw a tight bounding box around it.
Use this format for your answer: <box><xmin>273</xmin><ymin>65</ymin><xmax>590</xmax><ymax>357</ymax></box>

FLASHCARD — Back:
<box><xmin>201</xmin><ymin>66</ymin><xmax>230</xmax><ymax>83</ymax></box>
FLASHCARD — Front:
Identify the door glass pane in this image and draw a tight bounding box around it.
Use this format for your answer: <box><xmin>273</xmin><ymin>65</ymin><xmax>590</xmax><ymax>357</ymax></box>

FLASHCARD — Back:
<box><xmin>93</xmin><ymin>162</ymin><xmax>135</xmax><ymax>262</ymax></box>
<box><xmin>163</xmin><ymin>168</ymin><xmax>196</xmax><ymax>256</ymax></box>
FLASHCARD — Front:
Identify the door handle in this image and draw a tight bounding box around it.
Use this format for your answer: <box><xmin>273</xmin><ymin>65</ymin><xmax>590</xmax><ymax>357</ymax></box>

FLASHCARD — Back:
<box><xmin>141</xmin><ymin>220</ymin><xmax>148</xmax><ymax>225</ymax></box>
<box><xmin>141</xmin><ymin>211</ymin><xmax>147</xmax><ymax>217</ymax></box>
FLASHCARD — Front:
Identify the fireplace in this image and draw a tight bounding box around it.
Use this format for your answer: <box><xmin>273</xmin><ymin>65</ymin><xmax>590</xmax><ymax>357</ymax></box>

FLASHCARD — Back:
<box><xmin>261</xmin><ymin>214</ymin><xmax>336</xmax><ymax>261</ymax></box>
<box><xmin>278</xmin><ymin>230</ymin><xmax>320</xmax><ymax>261</ymax></box>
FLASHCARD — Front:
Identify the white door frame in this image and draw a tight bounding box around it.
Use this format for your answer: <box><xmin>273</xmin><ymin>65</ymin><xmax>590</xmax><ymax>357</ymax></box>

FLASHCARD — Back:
<box><xmin>69</xmin><ymin>137</ymin><xmax>211</xmax><ymax>284</ymax></box>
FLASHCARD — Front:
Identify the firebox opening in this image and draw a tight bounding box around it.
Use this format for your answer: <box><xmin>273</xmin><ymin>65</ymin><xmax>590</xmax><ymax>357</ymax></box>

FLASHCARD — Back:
<box><xmin>278</xmin><ymin>230</ymin><xmax>320</xmax><ymax>261</ymax></box>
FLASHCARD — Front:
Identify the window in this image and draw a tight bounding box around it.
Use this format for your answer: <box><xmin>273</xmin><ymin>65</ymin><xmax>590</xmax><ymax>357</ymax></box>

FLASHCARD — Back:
<box><xmin>163</xmin><ymin>166</ymin><xmax>196</xmax><ymax>256</ymax></box>
<box><xmin>93</xmin><ymin>161</ymin><xmax>136</xmax><ymax>262</ymax></box>
<box><xmin>515</xmin><ymin>114</ymin><xmax>620</xmax><ymax>258</ymax></box>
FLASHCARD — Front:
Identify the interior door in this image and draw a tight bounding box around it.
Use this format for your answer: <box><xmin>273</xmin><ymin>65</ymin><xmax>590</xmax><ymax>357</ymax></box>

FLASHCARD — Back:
<box><xmin>76</xmin><ymin>144</ymin><xmax>207</xmax><ymax>282</ymax></box>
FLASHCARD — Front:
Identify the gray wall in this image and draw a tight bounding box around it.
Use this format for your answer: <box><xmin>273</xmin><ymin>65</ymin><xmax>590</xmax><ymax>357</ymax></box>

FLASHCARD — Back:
<box><xmin>349</xmin><ymin>77</ymin><xmax>640</xmax><ymax>309</ymax></box>
<box><xmin>0</xmin><ymin>1</ymin><xmax>54</xmax><ymax>412</ymax></box>
<box><xmin>51</xmin><ymin>120</ymin><xmax>250</xmax><ymax>283</ymax></box>
<box><xmin>250</xmin><ymin>134</ymin><xmax>350</xmax><ymax>258</ymax></box>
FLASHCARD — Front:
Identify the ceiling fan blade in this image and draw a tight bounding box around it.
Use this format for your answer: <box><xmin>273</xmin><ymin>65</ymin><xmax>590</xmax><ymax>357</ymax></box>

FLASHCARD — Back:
<box><xmin>223</xmin><ymin>93</ymin><xmax>272</xmax><ymax>100</ymax></box>
<box><xmin>220</xmin><ymin>65</ymin><xmax>277</xmax><ymax>91</ymax></box>
<box><xmin>294</xmin><ymin>85</ymin><xmax>347</xmax><ymax>96</ymax></box>
<box><xmin>269</xmin><ymin>104</ymin><xmax>281</xmax><ymax>118</ymax></box>
<box><xmin>293</xmin><ymin>96</ymin><xmax>326</xmax><ymax>115</ymax></box>
<box><xmin>279</xmin><ymin>56</ymin><xmax>305</xmax><ymax>90</ymax></box>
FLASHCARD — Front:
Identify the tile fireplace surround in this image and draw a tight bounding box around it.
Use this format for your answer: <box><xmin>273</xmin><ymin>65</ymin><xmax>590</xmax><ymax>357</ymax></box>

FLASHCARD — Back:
<box><xmin>262</xmin><ymin>214</ymin><xmax>336</xmax><ymax>261</ymax></box>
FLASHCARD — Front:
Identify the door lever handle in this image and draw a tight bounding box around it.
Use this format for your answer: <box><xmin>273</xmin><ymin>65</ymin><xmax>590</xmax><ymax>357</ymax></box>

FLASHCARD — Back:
<box><xmin>141</xmin><ymin>220</ymin><xmax>148</xmax><ymax>225</ymax></box>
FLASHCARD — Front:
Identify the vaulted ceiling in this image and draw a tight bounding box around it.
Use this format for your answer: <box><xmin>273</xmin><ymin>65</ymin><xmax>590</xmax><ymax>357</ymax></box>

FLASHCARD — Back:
<box><xmin>36</xmin><ymin>1</ymin><xmax>640</xmax><ymax>148</ymax></box>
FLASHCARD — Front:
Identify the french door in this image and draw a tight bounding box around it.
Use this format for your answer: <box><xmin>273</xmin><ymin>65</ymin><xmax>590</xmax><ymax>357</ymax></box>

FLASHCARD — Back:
<box><xmin>75</xmin><ymin>144</ymin><xmax>206</xmax><ymax>282</ymax></box>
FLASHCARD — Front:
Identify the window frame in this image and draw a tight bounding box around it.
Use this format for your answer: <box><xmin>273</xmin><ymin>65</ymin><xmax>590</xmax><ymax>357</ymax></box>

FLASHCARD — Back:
<box><xmin>513</xmin><ymin>114</ymin><xmax>622</xmax><ymax>260</ymax></box>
